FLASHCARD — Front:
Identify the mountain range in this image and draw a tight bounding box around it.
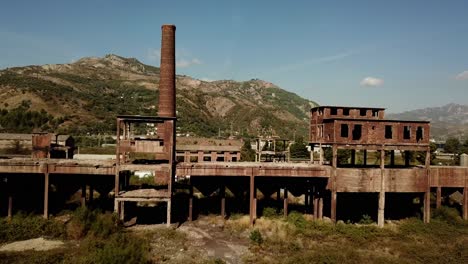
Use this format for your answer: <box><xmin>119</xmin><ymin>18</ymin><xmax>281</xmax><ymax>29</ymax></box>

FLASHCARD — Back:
<box><xmin>1</xmin><ymin>54</ymin><xmax>467</xmax><ymax>140</ymax></box>
<box><xmin>0</xmin><ymin>55</ymin><xmax>316</xmax><ymax>139</ymax></box>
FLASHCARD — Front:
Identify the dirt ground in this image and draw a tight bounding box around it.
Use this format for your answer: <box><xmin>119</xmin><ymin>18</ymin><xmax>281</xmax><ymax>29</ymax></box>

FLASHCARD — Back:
<box><xmin>0</xmin><ymin>238</ymin><xmax>64</xmax><ymax>252</ymax></box>
<box><xmin>130</xmin><ymin>215</ymin><xmax>250</xmax><ymax>264</ymax></box>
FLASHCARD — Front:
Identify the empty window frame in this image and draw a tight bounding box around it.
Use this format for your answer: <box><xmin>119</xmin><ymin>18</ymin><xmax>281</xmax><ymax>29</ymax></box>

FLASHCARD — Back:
<box><xmin>416</xmin><ymin>126</ymin><xmax>424</xmax><ymax>142</ymax></box>
<box><xmin>385</xmin><ymin>125</ymin><xmax>393</xmax><ymax>139</ymax></box>
<box><xmin>403</xmin><ymin>126</ymin><xmax>411</xmax><ymax>139</ymax></box>
<box><xmin>341</xmin><ymin>124</ymin><xmax>349</xmax><ymax>137</ymax></box>
<box><xmin>360</xmin><ymin>109</ymin><xmax>367</xmax><ymax>116</ymax></box>
<box><xmin>352</xmin><ymin>124</ymin><xmax>362</xmax><ymax>140</ymax></box>
<box><xmin>343</xmin><ymin>108</ymin><xmax>350</xmax><ymax>116</ymax></box>
<box><xmin>331</xmin><ymin>108</ymin><xmax>338</xmax><ymax>115</ymax></box>
<box><xmin>203</xmin><ymin>156</ymin><xmax>211</xmax><ymax>162</ymax></box>
<box><xmin>372</xmin><ymin>110</ymin><xmax>379</xmax><ymax>117</ymax></box>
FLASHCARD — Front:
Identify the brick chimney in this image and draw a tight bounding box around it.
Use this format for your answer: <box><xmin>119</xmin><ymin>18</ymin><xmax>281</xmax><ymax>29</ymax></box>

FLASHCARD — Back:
<box><xmin>158</xmin><ymin>24</ymin><xmax>176</xmax><ymax>117</ymax></box>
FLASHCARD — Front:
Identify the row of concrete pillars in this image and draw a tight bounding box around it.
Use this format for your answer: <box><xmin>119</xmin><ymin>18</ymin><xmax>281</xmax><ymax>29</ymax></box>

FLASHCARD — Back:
<box><xmin>3</xmin><ymin>173</ymin><xmax>96</xmax><ymax>220</ymax></box>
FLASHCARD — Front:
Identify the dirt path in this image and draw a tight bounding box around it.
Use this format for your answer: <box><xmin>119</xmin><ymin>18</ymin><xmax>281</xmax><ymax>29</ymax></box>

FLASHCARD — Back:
<box><xmin>178</xmin><ymin>217</ymin><xmax>249</xmax><ymax>264</ymax></box>
<box><xmin>0</xmin><ymin>238</ymin><xmax>64</xmax><ymax>252</ymax></box>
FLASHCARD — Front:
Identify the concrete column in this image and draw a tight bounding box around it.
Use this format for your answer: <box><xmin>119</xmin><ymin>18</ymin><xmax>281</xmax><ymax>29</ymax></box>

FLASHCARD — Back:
<box><xmin>305</xmin><ymin>190</ymin><xmax>309</xmax><ymax>213</ymax></box>
<box><xmin>363</xmin><ymin>150</ymin><xmax>367</xmax><ymax>166</ymax></box>
<box><xmin>319</xmin><ymin>145</ymin><xmax>324</xmax><ymax>165</ymax></box>
<box><xmin>436</xmin><ymin>187</ymin><xmax>442</xmax><ymax>209</ymax></box>
<box><xmin>249</xmin><ymin>175</ymin><xmax>255</xmax><ymax>226</ymax></box>
<box><xmin>81</xmin><ymin>183</ymin><xmax>86</xmax><ymax>208</ymax></box>
<box><xmin>463</xmin><ymin>187</ymin><xmax>468</xmax><ymax>221</ymax></box>
<box><xmin>378</xmin><ymin>149</ymin><xmax>385</xmax><ymax>227</ymax></box>
<box><xmin>120</xmin><ymin>201</ymin><xmax>125</xmax><ymax>221</ymax></box>
<box><xmin>166</xmin><ymin>200</ymin><xmax>171</xmax><ymax>227</ymax></box>
<box><xmin>220</xmin><ymin>185</ymin><xmax>226</xmax><ymax>218</ymax></box>
<box><xmin>7</xmin><ymin>196</ymin><xmax>12</xmax><ymax>219</ymax></box>
<box><xmin>198</xmin><ymin>151</ymin><xmax>203</xmax><ymax>162</ymax></box>
<box><xmin>114</xmin><ymin>172</ymin><xmax>120</xmax><ymax>213</ymax></box>
<box><xmin>351</xmin><ymin>149</ymin><xmax>356</xmax><ymax>165</ymax></box>
<box><xmin>284</xmin><ymin>188</ymin><xmax>288</xmax><ymax>217</ymax></box>
<box><xmin>331</xmin><ymin>191</ymin><xmax>337</xmax><ymax>222</ymax></box>
<box><xmin>423</xmin><ymin>149</ymin><xmax>431</xmax><ymax>223</ymax></box>
<box><xmin>188</xmin><ymin>185</ymin><xmax>193</xmax><ymax>221</ymax></box>
<box><xmin>43</xmin><ymin>173</ymin><xmax>49</xmax><ymax>219</ymax></box>
<box><xmin>318</xmin><ymin>196</ymin><xmax>323</xmax><ymax>219</ymax></box>
<box><xmin>405</xmin><ymin>151</ymin><xmax>410</xmax><ymax>167</ymax></box>
<box><xmin>390</xmin><ymin>150</ymin><xmax>395</xmax><ymax>166</ymax></box>
<box><xmin>210</xmin><ymin>151</ymin><xmax>217</xmax><ymax>162</ymax></box>
<box><xmin>423</xmin><ymin>192</ymin><xmax>430</xmax><ymax>223</ymax></box>
<box><xmin>313</xmin><ymin>193</ymin><xmax>318</xmax><ymax>220</ymax></box>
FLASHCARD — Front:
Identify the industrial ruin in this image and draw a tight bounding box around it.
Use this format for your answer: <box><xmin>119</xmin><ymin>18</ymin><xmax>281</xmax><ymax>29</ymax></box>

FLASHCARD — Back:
<box><xmin>0</xmin><ymin>25</ymin><xmax>467</xmax><ymax>227</ymax></box>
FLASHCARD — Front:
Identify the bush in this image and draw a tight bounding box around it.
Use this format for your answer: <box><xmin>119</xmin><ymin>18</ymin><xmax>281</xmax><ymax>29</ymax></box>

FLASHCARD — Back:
<box><xmin>0</xmin><ymin>213</ymin><xmax>65</xmax><ymax>243</ymax></box>
<box><xmin>67</xmin><ymin>207</ymin><xmax>121</xmax><ymax>239</ymax></box>
<box><xmin>432</xmin><ymin>206</ymin><xmax>464</xmax><ymax>225</ymax></box>
<box><xmin>286</xmin><ymin>211</ymin><xmax>308</xmax><ymax>229</ymax></box>
<box><xmin>358</xmin><ymin>214</ymin><xmax>373</xmax><ymax>224</ymax></box>
<box><xmin>249</xmin><ymin>229</ymin><xmax>263</xmax><ymax>245</ymax></box>
<box><xmin>82</xmin><ymin>232</ymin><xmax>150</xmax><ymax>264</ymax></box>
<box><xmin>262</xmin><ymin>207</ymin><xmax>280</xmax><ymax>218</ymax></box>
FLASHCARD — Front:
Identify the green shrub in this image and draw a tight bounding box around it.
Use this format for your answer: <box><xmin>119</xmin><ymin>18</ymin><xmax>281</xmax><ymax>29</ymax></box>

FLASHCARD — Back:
<box><xmin>82</xmin><ymin>232</ymin><xmax>150</xmax><ymax>264</ymax></box>
<box><xmin>0</xmin><ymin>213</ymin><xmax>65</xmax><ymax>243</ymax></box>
<box><xmin>286</xmin><ymin>211</ymin><xmax>308</xmax><ymax>229</ymax></box>
<box><xmin>249</xmin><ymin>229</ymin><xmax>263</xmax><ymax>245</ymax></box>
<box><xmin>432</xmin><ymin>206</ymin><xmax>464</xmax><ymax>225</ymax></box>
<box><xmin>358</xmin><ymin>214</ymin><xmax>373</xmax><ymax>224</ymax></box>
<box><xmin>262</xmin><ymin>207</ymin><xmax>280</xmax><ymax>218</ymax></box>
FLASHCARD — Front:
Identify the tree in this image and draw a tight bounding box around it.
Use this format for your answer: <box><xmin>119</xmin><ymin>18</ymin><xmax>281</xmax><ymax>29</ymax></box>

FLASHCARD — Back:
<box><xmin>289</xmin><ymin>137</ymin><xmax>309</xmax><ymax>159</ymax></box>
<box><xmin>444</xmin><ymin>137</ymin><xmax>460</xmax><ymax>154</ymax></box>
<box><xmin>240</xmin><ymin>139</ymin><xmax>255</xmax><ymax>161</ymax></box>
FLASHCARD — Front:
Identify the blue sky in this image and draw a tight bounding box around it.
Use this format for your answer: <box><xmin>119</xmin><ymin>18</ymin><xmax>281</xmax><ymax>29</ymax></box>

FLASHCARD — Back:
<box><xmin>1</xmin><ymin>0</ymin><xmax>468</xmax><ymax>112</ymax></box>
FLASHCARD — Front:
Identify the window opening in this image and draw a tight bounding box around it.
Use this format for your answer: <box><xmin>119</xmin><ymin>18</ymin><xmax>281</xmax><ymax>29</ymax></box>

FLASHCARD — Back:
<box><xmin>403</xmin><ymin>126</ymin><xmax>411</xmax><ymax>139</ymax></box>
<box><xmin>416</xmin><ymin>126</ymin><xmax>424</xmax><ymax>142</ymax></box>
<box><xmin>340</xmin><ymin>124</ymin><xmax>349</xmax><ymax>137</ymax></box>
<box><xmin>352</xmin><ymin>124</ymin><xmax>362</xmax><ymax>140</ymax></box>
<box><xmin>385</xmin><ymin>125</ymin><xmax>393</xmax><ymax>139</ymax></box>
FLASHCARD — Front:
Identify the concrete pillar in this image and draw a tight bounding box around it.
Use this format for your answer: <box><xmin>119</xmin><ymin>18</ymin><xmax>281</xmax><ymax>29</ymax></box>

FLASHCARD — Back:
<box><xmin>7</xmin><ymin>196</ymin><xmax>12</xmax><ymax>219</ymax></box>
<box><xmin>423</xmin><ymin>192</ymin><xmax>430</xmax><ymax>223</ymax></box>
<box><xmin>284</xmin><ymin>188</ymin><xmax>289</xmax><ymax>217</ymax></box>
<box><xmin>351</xmin><ymin>149</ymin><xmax>356</xmax><ymax>166</ymax></box>
<box><xmin>390</xmin><ymin>150</ymin><xmax>395</xmax><ymax>166</ymax></box>
<box><xmin>436</xmin><ymin>187</ymin><xmax>442</xmax><ymax>209</ymax></box>
<box><xmin>220</xmin><ymin>185</ymin><xmax>226</xmax><ymax>218</ymax></box>
<box><xmin>43</xmin><ymin>173</ymin><xmax>49</xmax><ymax>219</ymax></box>
<box><xmin>120</xmin><ymin>201</ymin><xmax>125</xmax><ymax>221</ymax></box>
<box><xmin>198</xmin><ymin>151</ymin><xmax>203</xmax><ymax>162</ymax></box>
<box><xmin>363</xmin><ymin>150</ymin><xmax>367</xmax><ymax>166</ymax></box>
<box><xmin>166</xmin><ymin>200</ymin><xmax>171</xmax><ymax>227</ymax></box>
<box><xmin>305</xmin><ymin>190</ymin><xmax>310</xmax><ymax>213</ymax></box>
<box><xmin>210</xmin><ymin>151</ymin><xmax>217</xmax><ymax>162</ymax></box>
<box><xmin>318</xmin><ymin>196</ymin><xmax>323</xmax><ymax>219</ymax></box>
<box><xmin>405</xmin><ymin>151</ymin><xmax>410</xmax><ymax>167</ymax></box>
<box><xmin>378</xmin><ymin>149</ymin><xmax>385</xmax><ymax>227</ymax></box>
<box><xmin>319</xmin><ymin>145</ymin><xmax>324</xmax><ymax>165</ymax></box>
<box><xmin>114</xmin><ymin>172</ymin><xmax>120</xmax><ymax>213</ymax></box>
<box><xmin>463</xmin><ymin>187</ymin><xmax>468</xmax><ymax>221</ymax></box>
<box><xmin>331</xmin><ymin>191</ymin><xmax>337</xmax><ymax>222</ymax></box>
<box><xmin>81</xmin><ymin>183</ymin><xmax>86</xmax><ymax>208</ymax></box>
<box><xmin>188</xmin><ymin>185</ymin><xmax>193</xmax><ymax>221</ymax></box>
<box><xmin>313</xmin><ymin>193</ymin><xmax>318</xmax><ymax>220</ymax></box>
<box><xmin>249</xmin><ymin>175</ymin><xmax>255</xmax><ymax>226</ymax></box>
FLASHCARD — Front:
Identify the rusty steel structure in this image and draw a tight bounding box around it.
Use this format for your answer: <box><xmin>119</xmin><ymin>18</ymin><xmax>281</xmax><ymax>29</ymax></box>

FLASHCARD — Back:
<box><xmin>0</xmin><ymin>25</ymin><xmax>467</xmax><ymax>227</ymax></box>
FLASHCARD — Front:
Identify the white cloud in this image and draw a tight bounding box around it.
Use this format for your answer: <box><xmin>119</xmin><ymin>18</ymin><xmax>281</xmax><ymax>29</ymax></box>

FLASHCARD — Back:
<box><xmin>360</xmin><ymin>77</ymin><xmax>384</xmax><ymax>87</ymax></box>
<box><xmin>455</xmin><ymin>70</ymin><xmax>468</xmax><ymax>80</ymax></box>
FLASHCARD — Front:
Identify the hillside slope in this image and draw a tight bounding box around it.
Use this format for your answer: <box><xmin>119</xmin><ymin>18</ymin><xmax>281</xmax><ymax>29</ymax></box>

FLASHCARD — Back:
<box><xmin>387</xmin><ymin>103</ymin><xmax>468</xmax><ymax>139</ymax></box>
<box><xmin>0</xmin><ymin>54</ymin><xmax>317</xmax><ymax>139</ymax></box>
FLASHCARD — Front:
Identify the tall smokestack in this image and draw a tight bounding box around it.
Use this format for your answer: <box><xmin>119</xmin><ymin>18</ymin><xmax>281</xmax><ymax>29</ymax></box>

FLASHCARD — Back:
<box><xmin>158</xmin><ymin>24</ymin><xmax>176</xmax><ymax>117</ymax></box>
